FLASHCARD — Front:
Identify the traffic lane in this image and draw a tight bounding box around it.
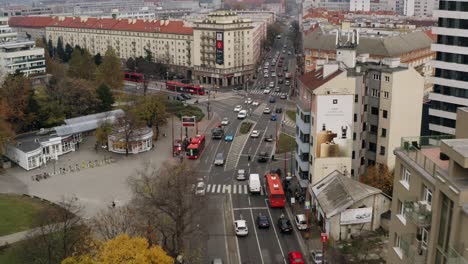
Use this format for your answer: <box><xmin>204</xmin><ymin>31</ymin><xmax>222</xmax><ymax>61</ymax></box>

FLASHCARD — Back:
<box><xmin>233</xmin><ymin>209</ymin><xmax>264</xmax><ymax>264</ymax></box>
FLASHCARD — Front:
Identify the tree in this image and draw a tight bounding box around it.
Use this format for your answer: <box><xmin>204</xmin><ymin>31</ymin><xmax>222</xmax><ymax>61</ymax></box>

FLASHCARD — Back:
<box><xmin>64</xmin><ymin>43</ymin><xmax>74</xmax><ymax>63</ymax></box>
<box><xmin>114</xmin><ymin>110</ymin><xmax>143</xmax><ymax>156</ymax></box>
<box><xmin>0</xmin><ymin>114</ymin><xmax>14</xmax><ymax>154</ymax></box>
<box><xmin>90</xmin><ymin>206</ymin><xmax>140</xmax><ymax>241</ymax></box>
<box><xmin>96</xmin><ymin>84</ymin><xmax>114</xmax><ymax>112</ymax></box>
<box><xmin>95</xmin><ymin>121</ymin><xmax>112</xmax><ymax>147</ymax></box>
<box><xmin>360</xmin><ymin>165</ymin><xmax>394</xmax><ymax>196</ymax></box>
<box><xmin>134</xmin><ymin>95</ymin><xmax>167</xmax><ymax>140</ymax></box>
<box><xmin>129</xmin><ymin>161</ymin><xmax>205</xmax><ymax>256</ymax></box>
<box><xmin>94</xmin><ymin>53</ymin><xmax>103</xmax><ymax>66</ymax></box>
<box><xmin>62</xmin><ymin>234</ymin><xmax>173</xmax><ymax>264</ymax></box>
<box><xmin>57</xmin><ymin>78</ymin><xmax>100</xmax><ymax>118</ymax></box>
<box><xmin>96</xmin><ymin>47</ymin><xmax>124</xmax><ymax>89</ymax></box>
<box><xmin>57</xmin><ymin>37</ymin><xmax>66</xmax><ymax>62</ymax></box>
<box><xmin>0</xmin><ymin>74</ymin><xmax>33</xmax><ymax>133</ymax></box>
<box><xmin>125</xmin><ymin>57</ymin><xmax>136</xmax><ymax>72</ymax></box>
<box><xmin>144</xmin><ymin>48</ymin><xmax>154</xmax><ymax>63</ymax></box>
<box><xmin>16</xmin><ymin>196</ymin><xmax>93</xmax><ymax>264</ymax></box>
<box><xmin>48</xmin><ymin>38</ymin><xmax>55</xmax><ymax>58</ymax></box>
<box><xmin>68</xmin><ymin>48</ymin><xmax>96</xmax><ymax>80</ymax></box>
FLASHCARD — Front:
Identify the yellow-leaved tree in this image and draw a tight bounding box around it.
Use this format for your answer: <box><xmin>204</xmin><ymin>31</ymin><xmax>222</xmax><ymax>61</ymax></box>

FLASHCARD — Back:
<box><xmin>62</xmin><ymin>234</ymin><xmax>173</xmax><ymax>264</ymax></box>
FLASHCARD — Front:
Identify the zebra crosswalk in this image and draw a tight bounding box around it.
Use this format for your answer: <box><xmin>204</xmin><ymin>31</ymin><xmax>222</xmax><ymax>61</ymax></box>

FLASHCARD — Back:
<box><xmin>205</xmin><ymin>183</ymin><xmax>264</xmax><ymax>195</ymax></box>
<box><xmin>249</xmin><ymin>90</ymin><xmax>285</xmax><ymax>97</ymax></box>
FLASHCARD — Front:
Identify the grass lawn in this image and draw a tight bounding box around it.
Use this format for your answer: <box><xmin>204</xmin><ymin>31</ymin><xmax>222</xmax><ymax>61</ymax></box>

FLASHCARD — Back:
<box><xmin>286</xmin><ymin>110</ymin><xmax>296</xmax><ymax>123</ymax></box>
<box><xmin>239</xmin><ymin>122</ymin><xmax>253</xmax><ymax>134</ymax></box>
<box><xmin>0</xmin><ymin>194</ymin><xmax>57</xmax><ymax>236</ymax></box>
<box><xmin>0</xmin><ymin>241</ymin><xmax>24</xmax><ymax>264</ymax></box>
<box><xmin>165</xmin><ymin>101</ymin><xmax>205</xmax><ymax>121</ymax></box>
<box><xmin>276</xmin><ymin>133</ymin><xmax>295</xmax><ymax>154</ymax></box>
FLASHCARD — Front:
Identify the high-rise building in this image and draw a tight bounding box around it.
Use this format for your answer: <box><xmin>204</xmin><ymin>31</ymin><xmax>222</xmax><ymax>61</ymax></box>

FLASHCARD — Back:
<box><xmin>386</xmin><ymin>107</ymin><xmax>468</xmax><ymax>264</ymax></box>
<box><xmin>428</xmin><ymin>1</ymin><xmax>468</xmax><ymax>135</ymax></box>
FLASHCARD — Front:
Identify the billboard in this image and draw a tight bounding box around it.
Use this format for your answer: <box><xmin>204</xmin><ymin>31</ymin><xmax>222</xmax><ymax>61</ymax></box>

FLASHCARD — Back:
<box><xmin>182</xmin><ymin>116</ymin><xmax>196</xmax><ymax>127</ymax></box>
<box><xmin>215</xmin><ymin>32</ymin><xmax>224</xmax><ymax>65</ymax></box>
<box><xmin>315</xmin><ymin>95</ymin><xmax>353</xmax><ymax>158</ymax></box>
<box><xmin>340</xmin><ymin>207</ymin><xmax>373</xmax><ymax>225</ymax></box>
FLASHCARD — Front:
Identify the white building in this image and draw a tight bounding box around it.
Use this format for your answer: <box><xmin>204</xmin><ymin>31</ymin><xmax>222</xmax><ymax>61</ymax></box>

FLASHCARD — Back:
<box><xmin>404</xmin><ymin>0</ymin><xmax>415</xmax><ymax>16</ymax></box>
<box><xmin>350</xmin><ymin>0</ymin><xmax>371</xmax><ymax>12</ymax></box>
<box><xmin>0</xmin><ymin>17</ymin><xmax>45</xmax><ymax>77</ymax></box>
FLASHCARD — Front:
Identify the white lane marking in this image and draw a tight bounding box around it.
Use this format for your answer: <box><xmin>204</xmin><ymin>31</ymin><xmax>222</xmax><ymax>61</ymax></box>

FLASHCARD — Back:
<box><xmin>244</xmin><ymin>185</ymin><xmax>248</xmax><ymax>194</ymax></box>
<box><xmin>207</xmin><ymin>184</ymin><xmax>212</xmax><ymax>193</ymax></box>
<box><xmin>248</xmin><ymin>196</ymin><xmax>251</xmax><ymax>207</ymax></box>
<box><xmin>223</xmin><ymin>185</ymin><xmax>231</xmax><ymax>194</ymax></box>
<box><xmin>232</xmin><ymin>207</ymin><xmax>269</xmax><ymax>211</ymax></box>
<box><xmin>222</xmin><ymin>196</ymin><xmax>230</xmax><ymax>264</ymax></box>
<box><xmin>217</xmin><ymin>184</ymin><xmax>222</xmax><ymax>193</ymax></box>
<box><xmin>230</xmin><ymin>193</ymin><xmax>242</xmax><ymax>264</ymax></box>
<box><xmin>264</xmin><ymin>199</ymin><xmax>287</xmax><ymax>264</ymax></box>
<box><xmin>233</xmin><ymin>185</ymin><xmax>237</xmax><ymax>194</ymax></box>
<box><xmin>249</xmin><ymin>208</ymin><xmax>265</xmax><ymax>264</ymax></box>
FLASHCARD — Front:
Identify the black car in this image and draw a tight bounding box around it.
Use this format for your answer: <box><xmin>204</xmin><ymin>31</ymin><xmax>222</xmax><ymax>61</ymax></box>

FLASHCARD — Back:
<box><xmin>233</xmin><ymin>86</ymin><xmax>243</xmax><ymax>91</ymax></box>
<box><xmin>257</xmin><ymin>152</ymin><xmax>269</xmax><ymax>163</ymax></box>
<box><xmin>180</xmin><ymin>93</ymin><xmax>192</xmax><ymax>100</ymax></box>
<box><xmin>264</xmin><ymin>135</ymin><xmax>274</xmax><ymax>142</ymax></box>
<box><xmin>256</xmin><ymin>215</ymin><xmax>270</xmax><ymax>228</ymax></box>
<box><xmin>270</xmin><ymin>168</ymin><xmax>282</xmax><ymax>176</ymax></box>
<box><xmin>275</xmin><ymin>107</ymin><xmax>283</xmax><ymax>113</ymax></box>
<box><xmin>278</xmin><ymin>78</ymin><xmax>284</xmax><ymax>84</ymax></box>
<box><xmin>278</xmin><ymin>218</ymin><xmax>293</xmax><ymax>233</ymax></box>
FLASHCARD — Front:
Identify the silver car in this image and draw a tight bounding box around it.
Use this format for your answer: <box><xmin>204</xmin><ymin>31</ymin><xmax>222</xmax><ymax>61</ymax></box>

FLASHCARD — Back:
<box><xmin>195</xmin><ymin>182</ymin><xmax>206</xmax><ymax>196</ymax></box>
<box><xmin>237</xmin><ymin>169</ymin><xmax>247</xmax><ymax>181</ymax></box>
<box><xmin>214</xmin><ymin>153</ymin><xmax>225</xmax><ymax>166</ymax></box>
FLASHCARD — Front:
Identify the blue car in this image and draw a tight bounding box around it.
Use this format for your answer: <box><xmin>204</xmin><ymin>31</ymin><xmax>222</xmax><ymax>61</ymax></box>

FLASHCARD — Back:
<box><xmin>225</xmin><ymin>134</ymin><xmax>234</xmax><ymax>142</ymax></box>
<box><xmin>271</xmin><ymin>114</ymin><xmax>277</xmax><ymax>121</ymax></box>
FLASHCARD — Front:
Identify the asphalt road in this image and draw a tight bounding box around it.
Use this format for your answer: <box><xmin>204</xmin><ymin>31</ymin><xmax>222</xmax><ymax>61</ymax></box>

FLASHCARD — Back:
<box><xmin>191</xmin><ymin>30</ymin><xmax>304</xmax><ymax>264</ymax></box>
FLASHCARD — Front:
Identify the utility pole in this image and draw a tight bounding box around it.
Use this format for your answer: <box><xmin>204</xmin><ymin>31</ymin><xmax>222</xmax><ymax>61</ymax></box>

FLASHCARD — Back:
<box><xmin>171</xmin><ymin>115</ymin><xmax>174</xmax><ymax>156</ymax></box>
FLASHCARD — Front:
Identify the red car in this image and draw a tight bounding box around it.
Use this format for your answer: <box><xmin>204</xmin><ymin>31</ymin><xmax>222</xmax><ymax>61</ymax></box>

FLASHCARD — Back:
<box><xmin>288</xmin><ymin>251</ymin><xmax>304</xmax><ymax>264</ymax></box>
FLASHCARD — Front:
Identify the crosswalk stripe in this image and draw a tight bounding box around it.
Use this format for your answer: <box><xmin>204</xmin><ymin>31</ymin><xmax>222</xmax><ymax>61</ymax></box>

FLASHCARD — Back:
<box><xmin>217</xmin><ymin>184</ymin><xmax>222</xmax><ymax>193</ymax></box>
<box><xmin>233</xmin><ymin>185</ymin><xmax>237</xmax><ymax>194</ymax></box>
<box><xmin>244</xmin><ymin>185</ymin><xmax>248</xmax><ymax>194</ymax></box>
<box><xmin>206</xmin><ymin>184</ymin><xmax>212</xmax><ymax>193</ymax></box>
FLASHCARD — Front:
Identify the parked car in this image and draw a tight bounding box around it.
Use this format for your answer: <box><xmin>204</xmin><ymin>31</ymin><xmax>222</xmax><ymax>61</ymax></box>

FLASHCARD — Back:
<box><xmin>250</xmin><ymin>130</ymin><xmax>260</xmax><ymax>138</ymax></box>
<box><xmin>278</xmin><ymin>78</ymin><xmax>284</xmax><ymax>84</ymax></box>
<box><xmin>221</xmin><ymin>118</ymin><xmax>229</xmax><ymax>126</ymax></box>
<box><xmin>285</xmin><ymin>80</ymin><xmax>290</xmax><ymax>85</ymax></box>
<box><xmin>234</xmin><ymin>220</ymin><xmax>248</xmax><ymax>236</ymax></box>
<box><xmin>269</xmin><ymin>81</ymin><xmax>275</xmax><ymax>88</ymax></box>
<box><xmin>295</xmin><ymin>214</ymin><xmax>308</xmax><ymax>230</ymax></box>
<box><xmin>237</xmin><ymin>169</ymin><xmax>247</xmax><ymax>181</ymax></box>
<box><xmin>288</xmin><ymin>251</ymin><xmax>305</xmax><ymax>264</ymax></box>
<box><xmin>264</xmin><ymin>134</ymin><xmax>274</xmax><ymax>142</ymax></box>
<box><xmin>256</xmin><ymin>214</ymin><xmax>270</xmax><ymax>228</ymax></box>
<box><xmin>195</xmin><ymin>181</ymin><xmax>206</xmax><ymax>196</ymax></box>
<box><xmin>275</xmin><ymin>87</ymin><xmax>281</xmax><ymax>92</ymax></box>
<box><xmin>180</xmin><ymin>93</ymin><xmax>192</xmax><ymax>100</ymax></box>
<box><xmin>271</xmin><ymin>72</ymin><xmax>277</xmax><ymax>77</ymax></box>
<box><xmin>278</xmin><ymin>217</ymin><xmax>293</xmax><ymax>233</ymax></box>
<box><xmin>264</xmin><ymin>73</ymin><xmax>269</xmax><ymax>78</ymax></box>
<box><xmin>257</xmin><ymin>152</ymin><xmax>269</xmax><ymax>163</ymax></box>
<box><xmin>269</xmin><ymin>97</ymin><xmax>276</xmax><ymax>104</ymax></box>
<box><xmin>224</xmin><ymin>134</ymin><xmax>234</xmax><ymax>142</ymax></box>
<box><xmin>214</xmin><ymin>153</ymin><xmax>225</xmax><ymax>166</ymax></box>
<box><xmin>310</xmin><ymin>250</ymin><xmax>323</xmax><ymax>264</ymax></box>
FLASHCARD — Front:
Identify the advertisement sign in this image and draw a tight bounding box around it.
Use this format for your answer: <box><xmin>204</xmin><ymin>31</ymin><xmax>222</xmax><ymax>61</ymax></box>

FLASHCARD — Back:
<box><xmin>215</xmin><ymin>32</ymin><xmax>224</xmax><ymax>65</ymax></box>
<box><xmin>321</xmin><ymin>233</ymin><xmax>328</xmax><ymax>243</ymax></box>
<box><xmin>315</xmin><ymin>95</ymin><xmax>353</xmax><ymax>158</ymax></box>
<box><xmin>182</xmin><ymin>116</ymin><xmax>196</xmax><ymax>127</ymax></box>
<box><xmin>340</xmin><ymin>207</ymin><xmax>373</xmax><ymax>225</ymax></box>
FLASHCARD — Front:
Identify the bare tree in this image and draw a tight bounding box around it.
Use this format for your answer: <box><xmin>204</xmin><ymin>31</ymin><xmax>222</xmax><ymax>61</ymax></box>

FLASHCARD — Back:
<box><xmin>128</xmin><ymin>161</ymin><xmax>205</xmax><ymax>257</ymax></box>
<box><xmin>114</xmin><ymin>110</ymin><xmax>143</xmax><ymax>156</ymax></box>
<box><xmin>90</xmin><ymin>205</ymin><xmax>140</xmax><ymax>240</ymax></box>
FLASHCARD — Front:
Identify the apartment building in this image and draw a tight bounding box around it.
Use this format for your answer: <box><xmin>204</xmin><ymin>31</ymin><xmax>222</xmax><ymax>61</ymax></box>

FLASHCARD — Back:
<box><xmin>428</xmin><ymin>0</ymin><xmax>468</xmax><ymax>136</ymax></box>
<box><xmin>303</xmin><ymin>28</ymin><xmax>435</xmax><ymax>92</ymax></box>
<box><xmin>192</xmin><ymin>11</ymin><xmax>255</xmax><ymax>87</ymax></box>
<box><xmin>296</xmin><ymin>32</ymin><xmax>424</xmax><ymax>183</ymax></box>
<box><xmin>387</xmin><ymin>107</ymin><xmax>468</xmax><ymax>264</ymax></box>
<box><xmin>0</xmin><ymin>17</ymin><xmax>45</xmax><ymax>77</ymax></box>
<box><xmin>350</xmin><ymin>0</ymin><xmax>371</xmax><ymax>11</ymax></box>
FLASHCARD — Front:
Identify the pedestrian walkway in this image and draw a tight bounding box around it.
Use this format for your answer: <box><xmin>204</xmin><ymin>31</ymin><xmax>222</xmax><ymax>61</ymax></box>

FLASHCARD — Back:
<box><xmin>248</xmin><ymin>90</ymin><xmax>285</xmax><ymax>97</ymax></box>
<box><xmin>0</xmin><ymin>220</ymin><xmax>78</xmax><ymax>245</ymax></box>
<box><xmin>205</xmin><ymin>184</ymin><xmax>264</xmax><ymax>195</ymax></box>
<box><xmin>225</xmin><ymin>132</ymin><xmax>250</xmax><ymax>171</ymax></box>
<box><xmin>282</xmin><ymin>117</ymin><xmax>295</xmax><ymax>128</ymax></box>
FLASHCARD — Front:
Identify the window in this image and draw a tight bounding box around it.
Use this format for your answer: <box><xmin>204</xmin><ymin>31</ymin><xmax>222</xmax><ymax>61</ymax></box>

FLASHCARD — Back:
<box><xmin>371</xmin><ymin>107</ymin><xmax>379</xmax><ymax>115</ymax></box>
<box><xmin>423</xmin><ymin>186</ymin><xmax>433</xmax><ymax>208</ymax></box>
<box><xmin>380</xmin><ymin>146</ymin><xmax>386</xmax><ymax>155</ymax></box>
<box><xmin>371</xmin><ymin>89</ymin><xmax>380</xmax><ymax>97</ymax></box>
<box><xmin>369</xmin><ymin>142</ymin><xmax>376</xmax><ymax>152</ymax></box>
<box><xmin>383</xmin><ymin>110</ymin><xmax>388</xmax><ymax>119</ymax></box>
<box><xmin>362</xmin><ymin>140</ymin><xmax>366</xmax><ymax>148</ymax></box>
<box><xmin>384</xmin><ymin>76</ymin><xmax>390</xmax><ymax>82</ymax></box>
<box><xmin>401</xmin><ymin>167</ymin><xmax>411</xmax><ymax>190</ymax></box>
<box><xmin>373</xmin><ymin>73</ymin><xmax>381</xmax><ymax>80</ymax></box>
<box><xmin>354</xmin><ymin>114</ymin><xmax>357</xmax><ymax>122</ymax></box>
<box><xmin>383</xmin><ymin>91</ymin><xmax>389</xmax><ymax>99</ymax></box>
<box><xmin>355</xmin><ymin>94</ymin><xmax>359</xmax><ymax>103</ymax></box>
<box><xmin>364</xmin><ymin>104</ymin><xmax>368</xmax><ymax>112</ymax></box>
<box><xmin>370</xmin><ymin>125</ymin><xmax>378</xmax><ymax>134</ymax></box>
<box><xmin>353</xmin><ymin>132</ymin><xmax>357</xmax><ymax>140</ymax></box>
<box><xmin>360</xmin><ymin>157</ymin><xmax>365</xmax><ymax>165</ymax></box>
<box><xmin>363</xmin><ymin>122</ymin><xmax>367</xmax><ymax>131</ymax></box>
<box><xmin>352</xmin><ymin>151</ymin><xmax>355</xmax><ymax>159</ymax></box>
<box><xmin>397</xmin><ymin>200</ymin><xmax>407</xmax><ymax>225</ymax></box>
<box><xmin>421</xmin><ymin>228</ymin><xmax>429</xmax><ymax>249</ymax></box>
<box><xmin>393</xmin><ymin>233</ymin><xmax>403</xmax><ymax>259</ymax></box>
<box><xmin>381</xmin><ymin>128</ymin><xmax>387</xmax><ymax>137</ymax></box>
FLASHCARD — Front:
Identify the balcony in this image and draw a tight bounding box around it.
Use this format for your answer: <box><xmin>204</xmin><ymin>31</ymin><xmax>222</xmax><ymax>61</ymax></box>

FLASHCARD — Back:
<box><xmin>401</xmin><ymin>234</ymin><xmax>428</xmax><ymax>264</ymax></box>
<box><xmin>399</xmin><ymin>135</ymin><xmax>454</xmax><ymax>179</ymax></box>
<box><xmin>404</xmin><ymin>201</ymin><xmax>432</xmax><ymax>227</ymax></box>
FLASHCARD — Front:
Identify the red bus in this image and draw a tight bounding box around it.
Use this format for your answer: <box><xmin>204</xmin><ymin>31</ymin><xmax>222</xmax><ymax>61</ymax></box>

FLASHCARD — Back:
<box><xmin>124</xmin><ymin>72</ymin><xmax>144</xmax><ymax>83</ymax></box>
<box><xmin>166</xmin><ymin>81</ymin><xmax>205</xmax><ymax>95</ymax></box>
<box><xmin>266</xmin><ymin>173</ymin><xmax>286</xmax><ymax>208</ymax></box>
<box><xmin>186</xmin><ymin>134</ymin><xmax>206</xmax><ymax>159</ymax></box>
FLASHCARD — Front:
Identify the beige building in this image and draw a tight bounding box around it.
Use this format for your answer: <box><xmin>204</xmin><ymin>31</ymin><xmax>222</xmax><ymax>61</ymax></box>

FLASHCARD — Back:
<box><xmin>192</xmin><ymin>11</ymin><xmax>255</xmax><ymax>87</ymax></box>
<box><xmin>387</xmin><ymin>107</ymin><xmax>468</xmax><ymax>264</ymax></box>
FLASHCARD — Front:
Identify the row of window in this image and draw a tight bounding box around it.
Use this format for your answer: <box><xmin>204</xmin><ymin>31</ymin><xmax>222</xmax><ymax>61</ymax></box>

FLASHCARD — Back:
<box><xmin>372</xmin><ymin>74</ymin><xmax>391</xmax><ymax>82</ymax></box>
<box><xmin>433</xmin><ymin>85</ymin><xmax>468</xmax><ymax>99</ymax></box>
<box><xmin>438</xmin><ymin>0</ymin><xmax>468</xmax><ymax>12</ymax></box>
<box><xmin>437</xmin><ymin>17</ymin><xmax>468</xmax><ymax>30</ymax></box>
<box><xmin>366</xmin><ymin>88</ymin><xmax>390</xmax><ymax>99</ymax></box>
<box><xmin>436</xmin><ymin>51</ymin><xmax>468</xmax><ymax>65</ymax></box>
<box><xmin>437</xmin><ymin>35</ymin><xmax>468</xmax><ymax>48</ymax></box>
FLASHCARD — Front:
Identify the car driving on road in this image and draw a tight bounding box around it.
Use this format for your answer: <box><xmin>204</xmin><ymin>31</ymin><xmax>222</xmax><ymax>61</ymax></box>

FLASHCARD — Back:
<box><xmin>252</xmin><ymin>100</ymin><xmax>259</xmax><ymax>106</ymax></box>
<box><xmin>245</xmin><ymin>98</ymin><xmax>252</xmax><ymax>104</ymax></box>
<box><xmin>236</xmin><ymin>169</ymin><xmax>246</xmax><ymax>181</ymax></box>
<box><xmin>234</xmin><ymin>220</ymin><xmax>248</xmax><ymax>236</ymax></box>
<box><xmin>256</xmin><ymin>214</ymin><xmax>270</xmax><ymax>228</ymax></box>
<box><xmin>234</xmin><ymin>105</ymin><xmax>242</xmax><ymax>112</ymax></box>
<box><xmin>278</xmin><ymin>217</ymin><xmax>293</xmax><ymax>233</ymax></box>
<box><xmin>263</xmin><ymin>107</ymin><xmax>271</xmax><ymax>114</ymax></box>
<box><xmin>250</xmin><ymin>130</ymin><xmax>260</xmax><ymax>138</ymax></box>
<box><xmin>214</xmin><ymin>153</ymin><xmax>225</xmax><ymax>166</ymax></box>
<box><xmin>263</xmin><ymin>88</ymin><xmax>271</xmax><ymax>94</ymax></box>
<box><xmin>224</xmin><ymin>134</ymin><xmax>234</xmax><ymax>142</ymax></box>
<box><xmin>195</xmin><ymin>181</ymin><xmax>206</xmax><ymax>196</ymax></box>
<box><xmin>237</xmin><ymin>110</ymin><xmax>247</xmax><ymax>119</ymax></box>
<box><xmin>221</xmin><ymin>118</ymin><xmax>229</xmax><ymax>126</ymax></box>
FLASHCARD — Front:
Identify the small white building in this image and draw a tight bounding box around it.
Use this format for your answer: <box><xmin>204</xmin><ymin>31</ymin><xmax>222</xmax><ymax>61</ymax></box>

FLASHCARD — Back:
<box><xmin>309</xmin><ymin>170</ymin><xmax>391</xmax><ymax>240</ymax></box>
<box><xmin>0</xmin><ymin>17</ymin><xmax>46</xmax><ymax>77</ymax></box>
<box><xmin>108</xmin><ymin>126</ymin><xmax>153</xmax><ymax>154</ymax></box>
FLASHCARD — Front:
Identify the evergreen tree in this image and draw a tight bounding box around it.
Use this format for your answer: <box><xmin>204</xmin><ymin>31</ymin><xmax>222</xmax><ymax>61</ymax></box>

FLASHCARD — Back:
<box><xmin>96</xmin><ymin>83</ymin><xmax>114</xmax><ymax>112</ymax></box>
<box><xmin>68</xmin><ymin>48</ymin><xmax>96</xmax><ymax>80</ymax></box>
<box><xmin>64</xmin><ymin>43</ymin><xmax>74</xmax><ymax>62</ymax></box>
<box><xmin>56</xmin><ymin>37</ymin><xmax>65</xmax><ymax>62</ymax></box>
<box><xmin>96</xmin><ymin>47</ymin><xmax>124</xmax><ymax>89</ymax></box>
<box><xmin>47</xmin><ymin>39</ymin><xmax>54</xmax><ymax>58</ymax></box>
<box><xmin>94</xmin><ymin>53</ymin><xmax>102</xmax><ymax>66</ymax></box>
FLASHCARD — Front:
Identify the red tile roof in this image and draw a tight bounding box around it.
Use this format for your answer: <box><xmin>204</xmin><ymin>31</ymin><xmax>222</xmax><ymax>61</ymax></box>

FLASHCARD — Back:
<box><xmin>298</xmin><ymin>68</ymin><xmax>343</xmax><ymax>92</ymax></box>
<box><xmin>8</xmin><ymin>16</ymin><xmax>193</xmax><ymax>35</ymax></box>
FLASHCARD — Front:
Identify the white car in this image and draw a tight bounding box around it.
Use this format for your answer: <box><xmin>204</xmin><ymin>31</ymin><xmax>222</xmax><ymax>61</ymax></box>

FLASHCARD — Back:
<box><xmin>250</xmin><ymin>130</ymin><xmax>260</xmax><ymax>138</ymax></box>
<box><xmin>295</xmin><ymin>214</ymin><xmax>308</xmax><ymax>230</ymax></box>
<box><xmin>252</xmin><ymin>100</ymin><xmax>259</xmax><ymax>106</ymax></box>
<box><xmin>237</xmin><ymin>169</ymin><xmax>247</xmax><ymax>181</ymax></box>
<box><xmin>237</xmin><ymin>110</ymin><xmax>247</xmax><ymax>119</ymax></box>
<box><xmin>263</xmin><ymin>107</ymin><xmax>271</xmax><ymax>114</ymax></box>
<box><xmin>195</xmin><ymin>182</ymin><xmax>206</xmax><ymax>196</ymax></box>
<box><xmin>234</xmin><ymin>105</ymin><xmax>242</xmax><ymax>112</ymax></box>
<box><xmin>234</xmin><ymin>220</ymin><xmax>249</xmax><ymax>236</ymax></box>
<box><xmin>271</xmin><ymin>72</ymin><xmax>277</xmax><ymax>77</ymax></box>
<box><xmin>264</xmin><ymin>73</ymin><xmax>269</xmax><ymax>78</ymax></box>
<box><xmin>245</xmin><ymin>98</ymin><xmax>252</xmax><ymax>104</ymax></box>
<box><xmin>269</xmin><ymin>82</ymin><xmax>275</xmax><ymax>88</ymax></box>
<box><xmin>311</xmin><ymin>250</ymin><xmax>323</xmax><ymax>264</ymax></box>
<box><xmin>221</xmin><ymin>118</ymin><xmax>229</xmax><ymax>126</ymax></box>
<box><xmin>263</xmin><ymin>88</ymin><xmax>271</xmax><ymax>94</ymax></box>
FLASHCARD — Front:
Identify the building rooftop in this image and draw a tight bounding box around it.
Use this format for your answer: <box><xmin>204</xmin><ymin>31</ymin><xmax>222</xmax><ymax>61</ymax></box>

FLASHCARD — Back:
<box><xmin>8</xmin><ymin>16</ymin><xmax>193</xmax><ymax>35</ymax></box>
<box><xmin>303</xmin><ymin>29</ymin><xmax>433</xmax><ymax>57</ymax></box>
<box><xmin>298</xmin><ymin>68</ymin><xmax>343</xmax><ymax>92</ymax></box>
<box><xmin>13</xmin><ymin>129</ymin><xmax>60</xmax><ymax>153</ymax></box>
<box><xmin>310</xmin><ymin>170</ymin><xmax>381</xmax><ymax>218</ymax></box>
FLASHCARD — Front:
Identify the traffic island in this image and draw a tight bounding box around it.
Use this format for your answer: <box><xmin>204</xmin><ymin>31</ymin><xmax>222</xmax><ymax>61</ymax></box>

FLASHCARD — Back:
<box><xmin>239</xmin><ymin>121</ymin><xmax>253</xmax><ymax>134</ymax></box>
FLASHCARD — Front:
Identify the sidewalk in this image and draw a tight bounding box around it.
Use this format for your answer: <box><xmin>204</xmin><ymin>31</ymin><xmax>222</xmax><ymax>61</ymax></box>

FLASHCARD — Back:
<box><xmin>0</xmin><ymin>220</ymin><xmax>75</xmax><ymax>246</ymax></box>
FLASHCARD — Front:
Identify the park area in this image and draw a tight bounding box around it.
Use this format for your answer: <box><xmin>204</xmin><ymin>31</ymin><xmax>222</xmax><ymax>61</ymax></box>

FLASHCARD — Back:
<box><xmin>276</xmin><ymin>133</ymin><xmax>295</xmax><ymax>154</ymax></box>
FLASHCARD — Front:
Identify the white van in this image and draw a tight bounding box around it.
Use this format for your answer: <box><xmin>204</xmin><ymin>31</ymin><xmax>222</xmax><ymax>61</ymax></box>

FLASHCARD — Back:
<box><xmin>248</xmin><ymin>173</ymin><xmax>261</xmax><ymax>194</ymax></box>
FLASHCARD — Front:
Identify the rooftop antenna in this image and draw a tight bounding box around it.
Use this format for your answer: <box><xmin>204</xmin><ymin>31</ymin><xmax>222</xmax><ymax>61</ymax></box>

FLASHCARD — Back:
<box><xmin>335</xmin><ymin>30</ymin><xmax>339</xmax><ymax>46</ymax></box>
<box><xmin>356</xmin><ymin>29</ymin><xmax>360</xmax><ymax>45</ymax></box>
<box><xmin>351</xmin><ymin>30</ymin><xmax>355</xmax><ymax>44</ymax></box>
<box><xmin>347</xmin><ymin>29</ymin><xmax>350</xmax><ymax>43</ymax></box>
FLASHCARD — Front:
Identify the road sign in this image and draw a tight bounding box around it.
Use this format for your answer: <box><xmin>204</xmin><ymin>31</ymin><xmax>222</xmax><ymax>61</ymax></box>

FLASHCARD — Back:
<box><xmin>291</xmin><ymin>197</ymin><xmax>295</xmax><ymax>204</ymax></box>
<box><xmin>182</xmin><ymin>116</ymin><xmax>196</xmax><ymax>127</ymax></box>
<box><xmin>305</xmin><ymin>201</ymin><xmax>311</xmax><ymax>210</ymax></box>
<box><xmin>321</xmin><ymin>233</ymin><xmax>328</xmax><ymax>243</ymax></box>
